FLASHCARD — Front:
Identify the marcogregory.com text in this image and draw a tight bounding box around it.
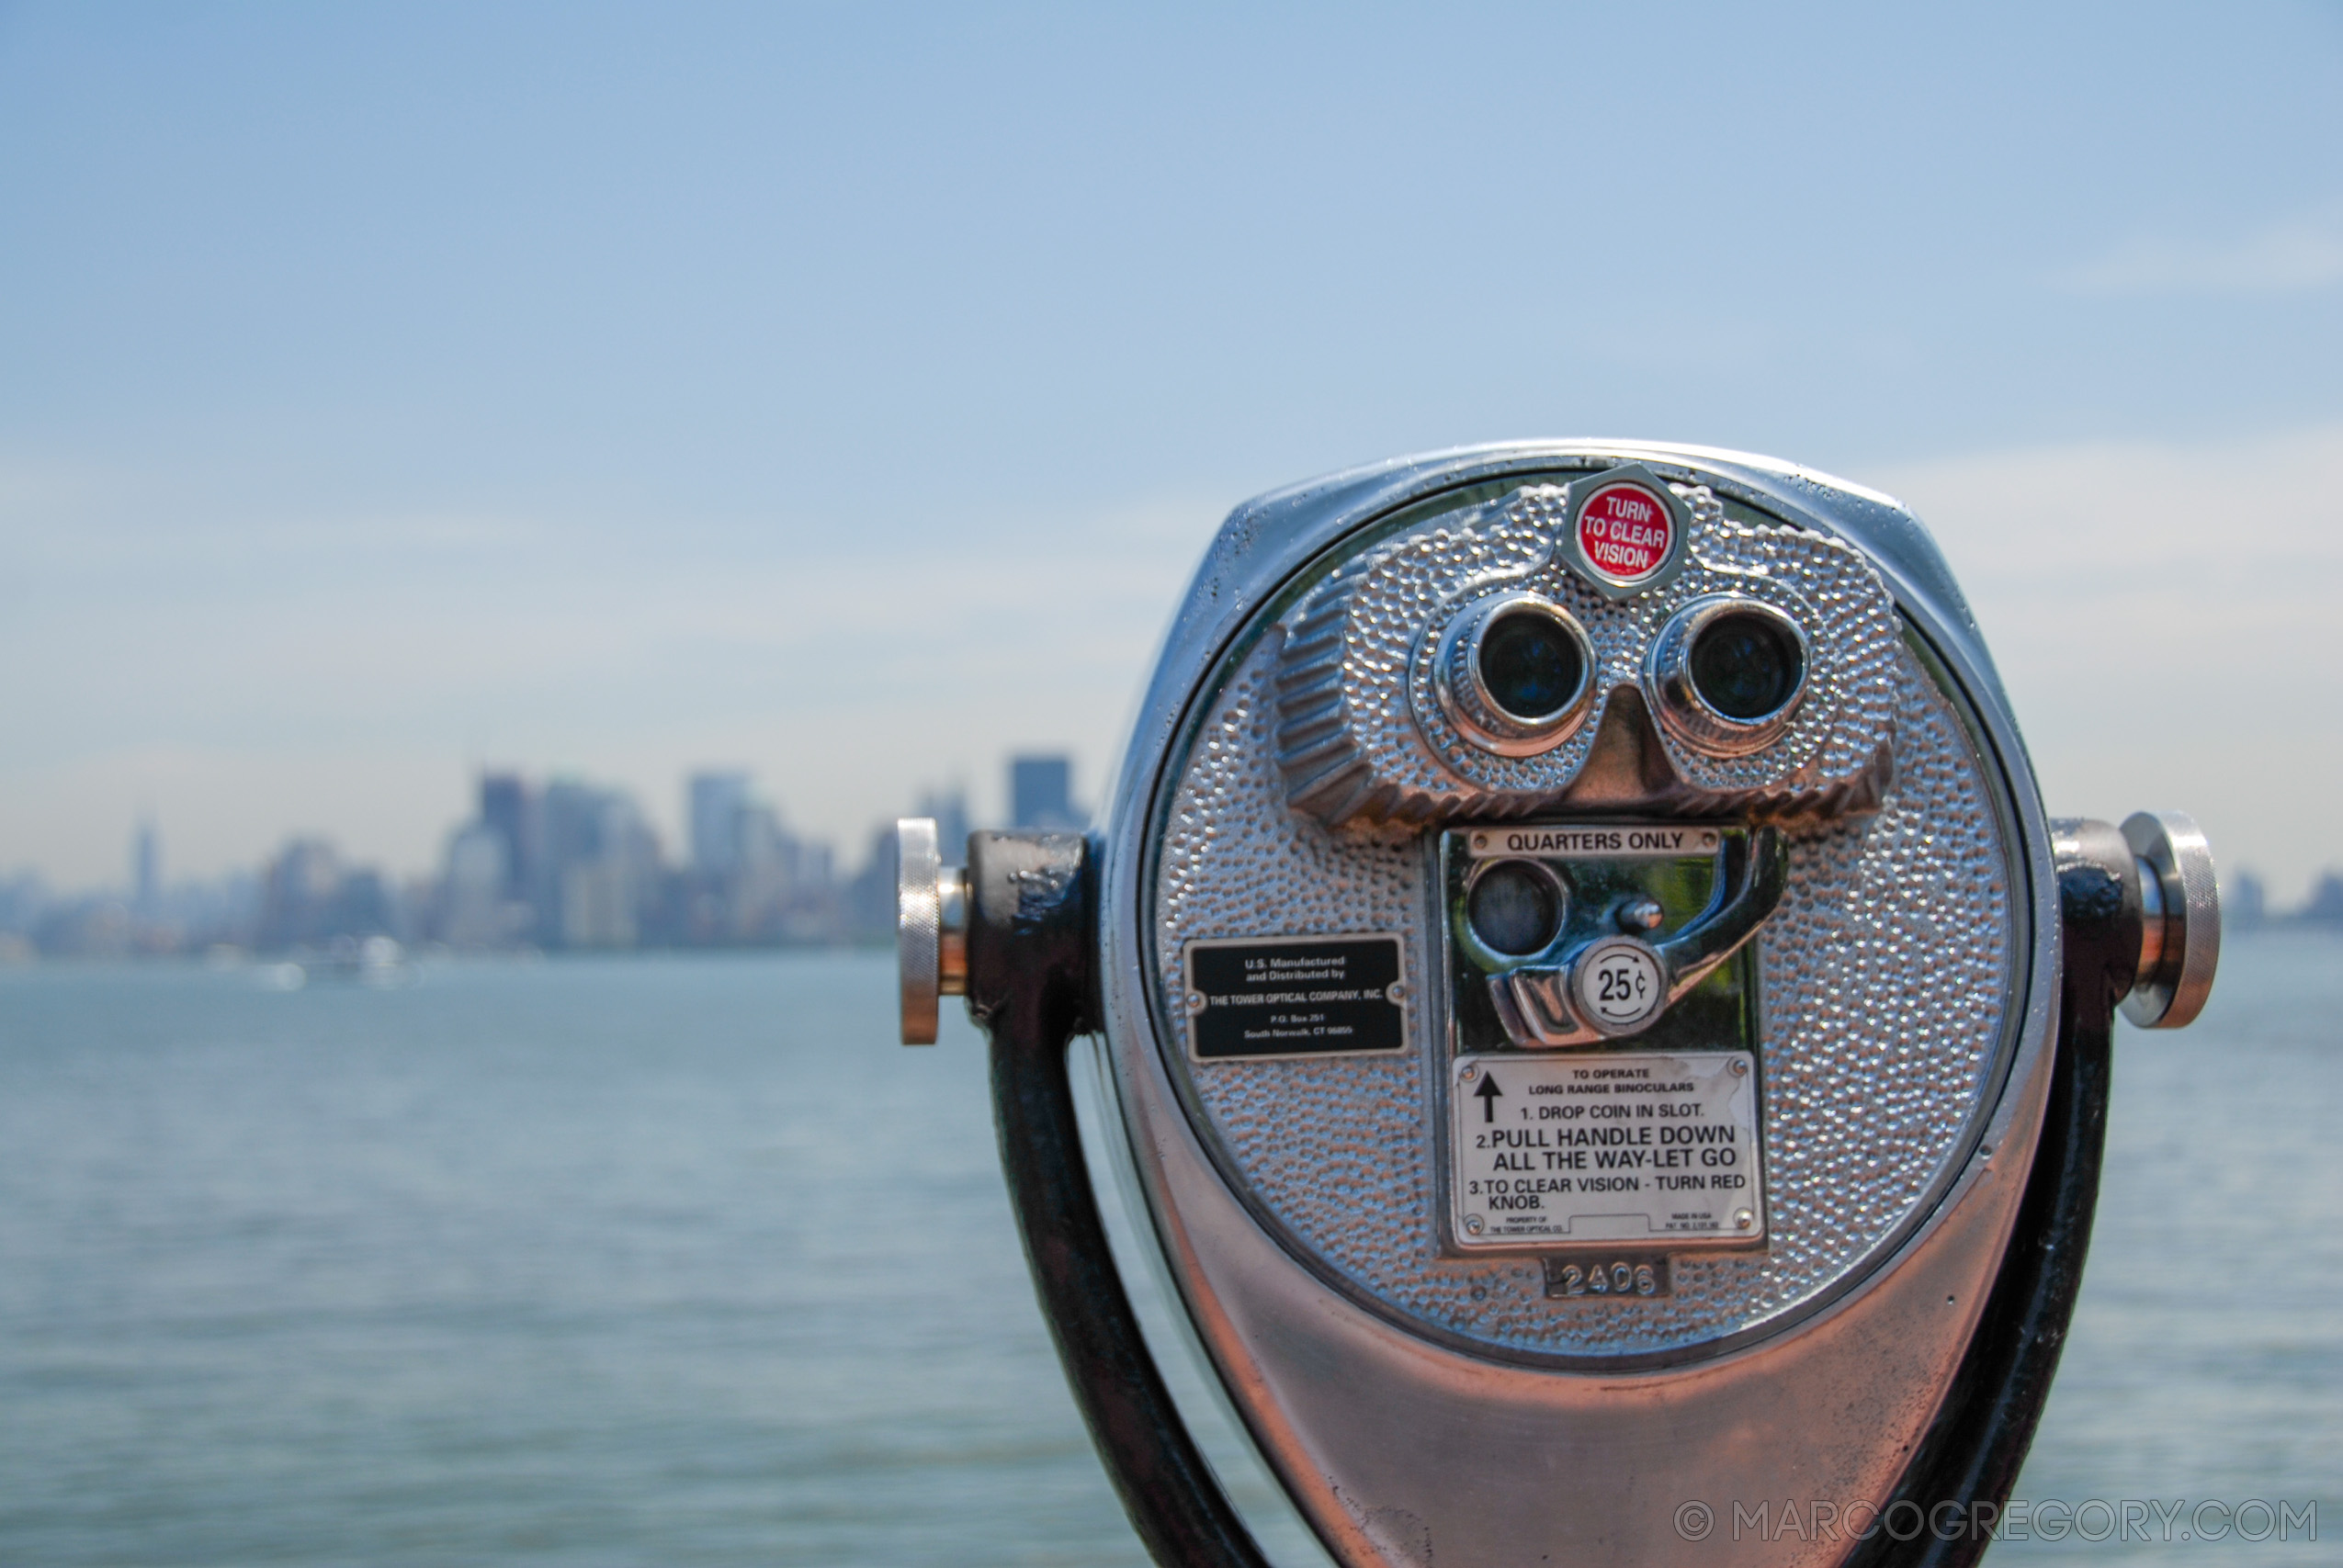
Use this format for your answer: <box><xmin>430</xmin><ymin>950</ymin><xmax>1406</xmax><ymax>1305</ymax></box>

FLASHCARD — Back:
<box><xmin>1671</xmin><ymin>1497</ymin><xmax>2317</xmax><ymax>1545</ymax></box>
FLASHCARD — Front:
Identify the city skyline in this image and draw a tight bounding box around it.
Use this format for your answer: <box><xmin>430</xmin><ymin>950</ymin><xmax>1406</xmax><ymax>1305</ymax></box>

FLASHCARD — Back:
<box><xmin>0</xmin><ymin>750</ymin><xmax>1101</xmax><ymax>959</ymax></box>
<box><xmin>8</xmin><ymin>746</ymin><xmax>2342</xmax><ymax>964</ymax></box>
<box><xmin>35</xmin><ymin>749</ymin><xmax>1092</xmax><ymax>890</ymax></box>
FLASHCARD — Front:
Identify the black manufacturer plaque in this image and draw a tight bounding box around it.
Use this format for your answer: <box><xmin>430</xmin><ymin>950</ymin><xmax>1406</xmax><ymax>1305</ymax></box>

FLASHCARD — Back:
<box><xmin>1183</xmin><ymin>935</ymin><xmax>1406</xmax><ymax>1060</ymax></box>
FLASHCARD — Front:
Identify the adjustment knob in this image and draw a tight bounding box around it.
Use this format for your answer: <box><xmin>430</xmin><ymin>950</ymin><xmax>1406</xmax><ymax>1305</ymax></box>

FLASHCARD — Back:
<box><xmin>2120</xmin><ymin>810</ymin><xmax>2219</xmax><ymax>1030</ymax></box>
<box><xmin>896</xmin><ymin>818</ymin><xmax>968</xmax><ymax>1044</ymax></box>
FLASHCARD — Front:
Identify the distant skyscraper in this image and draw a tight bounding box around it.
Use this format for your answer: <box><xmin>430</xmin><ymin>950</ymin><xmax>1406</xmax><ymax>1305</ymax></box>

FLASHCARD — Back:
<box><xmin>479</xmin><ymin>773</ymin><xmax>533</xmax><ymax>898</ymax></box>
<box><xmin>688</xmin><ymin>772</ymin><xmax>753</xmax><ymax>874</ymax></box>
<box><xmin>846</xmin><ymin>819</ymin><xmax>900</xmax><ymax>938</ymax></box>
<box><xmin>918</xmin><ymin>786</ymin><xmax>970</xmax><ymax>858</ymax></box>
<box><xmin>132</xmin><ymin>818</ymin><xmax>159</xmax><ymax>915</ymax></box>
<box><xmin>439</xmin><ymin>822</ymin><xmax>517</xmax><ymax>949</ymax></box>
<box><xmin>539</xmin><ymin>778</ymin><xmax>660</xmax><ymax>948</ymax></box>
<box><xmin>2229</xmin><ymin>870</ymin><xmax>2267</xmax><ymax>929</ymax></box>
<box><xmin>255</xmin><ymin>838</ymin><xmax>347</xmax><ymax>950</ymax></box>
<box><xmin>1010</xmin><ymin>755</ymin><xmax>1078</xmax><ymax>829</ymax></box>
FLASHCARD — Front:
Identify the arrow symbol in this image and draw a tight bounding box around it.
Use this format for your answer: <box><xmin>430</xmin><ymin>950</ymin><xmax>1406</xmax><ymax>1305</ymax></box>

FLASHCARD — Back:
<box><xmin>1474</xmin><ymin>1074</ymin><xmax>1503</xmax><ymax>1123</ymax></box>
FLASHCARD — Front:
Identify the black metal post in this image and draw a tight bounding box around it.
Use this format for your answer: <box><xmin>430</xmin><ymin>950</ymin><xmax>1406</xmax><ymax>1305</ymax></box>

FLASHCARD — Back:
<box><xmin>963</xmin><ymin>829</ymin><xmax>1271</xmax><ymax>1568</ymax></box>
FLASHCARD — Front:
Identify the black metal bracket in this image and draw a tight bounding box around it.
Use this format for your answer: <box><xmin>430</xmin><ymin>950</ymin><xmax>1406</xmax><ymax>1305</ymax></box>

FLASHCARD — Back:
<box><xmin>964</xmin><ymin>829</ymin><xmax>1271</xmax><ymax>1568</ymax></box>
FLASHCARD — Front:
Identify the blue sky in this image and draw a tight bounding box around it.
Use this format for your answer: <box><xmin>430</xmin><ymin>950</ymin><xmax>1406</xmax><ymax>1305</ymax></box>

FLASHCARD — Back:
<box><xmin>3</xmin><ymin>3</ymin><xmax>2340</xmax><ymax>896</ymax></box>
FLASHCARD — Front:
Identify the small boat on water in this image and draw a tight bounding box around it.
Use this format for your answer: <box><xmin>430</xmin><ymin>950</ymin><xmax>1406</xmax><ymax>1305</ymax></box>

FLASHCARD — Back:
<box><xmin>256</xmin><ymin>934</ymin><xmax>419</xmax><ymax>990</ymax></box>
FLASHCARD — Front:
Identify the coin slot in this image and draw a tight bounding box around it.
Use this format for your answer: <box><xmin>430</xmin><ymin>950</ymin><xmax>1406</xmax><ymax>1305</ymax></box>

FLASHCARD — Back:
<box><xmin>1466</xmin><ymin>859</ymin><xmax>1566</xmax><ymax>958</ymax></box>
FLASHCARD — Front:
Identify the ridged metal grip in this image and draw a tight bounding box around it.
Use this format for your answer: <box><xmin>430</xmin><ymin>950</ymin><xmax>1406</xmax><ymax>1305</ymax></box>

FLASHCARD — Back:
<box><xmin>2120</xmin><ymin>809</ymin><xmax>2220</xmax><ymax>1030</ymax></box>
<box><xmin>897</xmin><ymin>818</ymin><xmax>942</xmax><ymax>1044</ymax></box>
<box><xmin>896</xmin><ymin>818</ymin><xmax>969</xmax><ymax>1045</ymax></box>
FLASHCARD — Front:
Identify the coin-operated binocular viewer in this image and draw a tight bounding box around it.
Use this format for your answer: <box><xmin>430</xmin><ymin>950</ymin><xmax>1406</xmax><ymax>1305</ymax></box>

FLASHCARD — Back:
<box><xmin>895</xmin><ymin>443</ymin><xmax>2219</xmax><ymax>1568</ymax></box>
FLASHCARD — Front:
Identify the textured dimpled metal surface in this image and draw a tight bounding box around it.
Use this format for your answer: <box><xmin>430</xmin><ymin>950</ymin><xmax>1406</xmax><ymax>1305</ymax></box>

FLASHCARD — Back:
<box><xmin>1273</xmin><ymin>485</ymin><xmax>1900</xmax><ymax>831</ymax></box>
<box><xmin>1150</xmin><ymin>520</ymin><xmax>2018</xmax><ymax>1359</ymax></box>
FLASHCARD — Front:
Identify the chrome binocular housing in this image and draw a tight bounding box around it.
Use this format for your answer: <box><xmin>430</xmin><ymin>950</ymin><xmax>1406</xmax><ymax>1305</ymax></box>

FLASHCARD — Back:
<box><xmin>895</xmin><ymin>442</ymin><xmax>2220</xmax><ymax>1568</ymax></box>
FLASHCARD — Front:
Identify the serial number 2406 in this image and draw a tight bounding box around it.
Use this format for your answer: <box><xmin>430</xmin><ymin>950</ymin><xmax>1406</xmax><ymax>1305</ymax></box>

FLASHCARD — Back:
<box><xmin>1550</xmin><ymin>1259</ymin><xmax>1663</xmax><ymax>1298</ymax></box>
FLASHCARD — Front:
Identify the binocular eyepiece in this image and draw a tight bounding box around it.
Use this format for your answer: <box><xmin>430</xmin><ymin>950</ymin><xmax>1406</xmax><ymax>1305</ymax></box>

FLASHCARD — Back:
<box><xmin>894</xmin><ymin>443</ymin><xmax>2219</xmax><ymax>1568</ymax></box>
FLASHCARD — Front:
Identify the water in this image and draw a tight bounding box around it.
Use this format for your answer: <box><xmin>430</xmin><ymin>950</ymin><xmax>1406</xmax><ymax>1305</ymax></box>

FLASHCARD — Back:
<box><xmin>1</xmin><ymin>939</ymin><xmax>2337</xmax><ymax>1564</ymax></box>
<box><xmin>1996</xmin><ymin>930</ymin><xmax>2343</xmax><ymax>1562</ymax></box>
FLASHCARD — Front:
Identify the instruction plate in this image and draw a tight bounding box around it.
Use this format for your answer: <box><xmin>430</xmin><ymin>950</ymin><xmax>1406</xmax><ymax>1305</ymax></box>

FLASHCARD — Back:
<box><xmin>1450</xmin><ymin>1051</ymin><xmax>1764</xmax><ymax>1249</ymax></box>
